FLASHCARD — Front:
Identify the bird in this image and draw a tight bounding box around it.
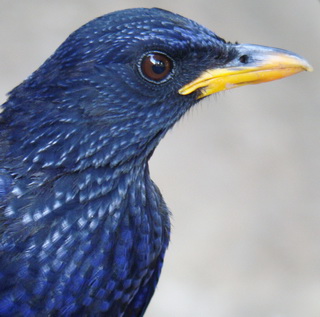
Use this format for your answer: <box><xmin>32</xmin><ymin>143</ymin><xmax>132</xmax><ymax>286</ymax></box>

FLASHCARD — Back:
<box><xmin>0</xmin><ymin>7</ymin><xmax>312</xmax><ymax>317</ymax></box>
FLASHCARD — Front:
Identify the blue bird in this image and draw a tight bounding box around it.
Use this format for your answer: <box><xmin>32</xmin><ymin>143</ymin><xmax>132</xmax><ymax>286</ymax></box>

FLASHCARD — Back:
<box><xmin>0</xmin><ymin>8</ymin><xmax>312</xmax><ymax>317</ymax></box>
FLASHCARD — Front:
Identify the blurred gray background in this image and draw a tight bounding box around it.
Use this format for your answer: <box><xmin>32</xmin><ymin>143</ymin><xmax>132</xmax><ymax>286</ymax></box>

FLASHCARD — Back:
<box><xmin>0</xmin><ymin>1</ymin><xmax>319</xmax><ymax>316</ymax></box>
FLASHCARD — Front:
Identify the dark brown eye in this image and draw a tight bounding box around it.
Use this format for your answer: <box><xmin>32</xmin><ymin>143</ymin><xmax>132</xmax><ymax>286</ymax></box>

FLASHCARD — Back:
<box><xmin>140</xmin><ymin>52</ymin><xmax>173</xmax><ymax>83</ymax></box>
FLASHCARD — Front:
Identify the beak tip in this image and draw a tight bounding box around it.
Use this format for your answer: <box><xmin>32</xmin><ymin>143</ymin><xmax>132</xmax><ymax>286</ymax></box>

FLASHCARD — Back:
<box><xmin>297</xmin><ymin>56</ymin><xmax>313</xmax><ymax>72</ymax></box>
<box><xmin>305</xmin><ymin>63</ymin><xmax>314</xmax><ymax>72</ymax></box>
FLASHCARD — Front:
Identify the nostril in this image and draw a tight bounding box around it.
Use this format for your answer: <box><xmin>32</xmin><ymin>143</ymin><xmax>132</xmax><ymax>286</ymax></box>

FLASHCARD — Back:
<box><xmin>239</xmin><ymin>54</ymin><xmax>249</xmax><ymax>64</ymax></box>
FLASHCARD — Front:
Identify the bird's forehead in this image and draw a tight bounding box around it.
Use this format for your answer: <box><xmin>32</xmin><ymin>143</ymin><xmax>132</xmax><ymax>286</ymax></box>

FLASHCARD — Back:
<box><xmin>90</xmin><ymin>8</ymin><xmax>224</xmax><ymax>50</ymax></box>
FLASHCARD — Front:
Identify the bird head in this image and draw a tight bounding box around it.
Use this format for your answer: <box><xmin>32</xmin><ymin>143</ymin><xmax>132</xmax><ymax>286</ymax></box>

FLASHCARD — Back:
<box><xmin>6</xmin><ymin>8</ymin><xmax>312</xmax><ymax>170</ymax></box>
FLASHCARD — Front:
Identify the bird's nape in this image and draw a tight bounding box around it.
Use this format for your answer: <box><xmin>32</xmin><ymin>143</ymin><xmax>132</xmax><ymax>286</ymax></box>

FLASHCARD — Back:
<box><xmin>0</xmin><ymin>7</ymin><xmax>311</xmax><ymax>317</ymax></box>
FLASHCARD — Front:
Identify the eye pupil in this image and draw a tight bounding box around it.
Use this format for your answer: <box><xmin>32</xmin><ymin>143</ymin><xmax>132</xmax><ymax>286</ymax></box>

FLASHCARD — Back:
<box><xmin>140</xmin><ymin>52</ymin><xmax>173</xmax><ymax>83</ymax></box>
<box><xmin>152</xmin><ymin>59</ymin><xmax>166</xmax><ymax>75</ymax></box>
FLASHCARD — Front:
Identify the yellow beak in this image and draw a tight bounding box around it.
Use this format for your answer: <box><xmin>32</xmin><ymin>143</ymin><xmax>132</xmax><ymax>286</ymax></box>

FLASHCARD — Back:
<box><xmin>178</xmin><ymin>44</ymin><xmax>313</xmax><ymax>99</ymax></box>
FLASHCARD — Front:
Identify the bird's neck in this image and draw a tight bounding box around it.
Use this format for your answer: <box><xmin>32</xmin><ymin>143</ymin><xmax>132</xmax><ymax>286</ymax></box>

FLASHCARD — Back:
<box><xmin>3</xmin><ymin>102</ymin><xmax>166</xmax><ymax>175</ymax></box>
<box><xmin>6</xmin><ymin>159</ymin><xmax>171</xmax><ymax>263</ymax></box>
<box><xmin>3</xmin><ymin>97</ymin><xmax>171</xmax><ymax>248</ymax></box>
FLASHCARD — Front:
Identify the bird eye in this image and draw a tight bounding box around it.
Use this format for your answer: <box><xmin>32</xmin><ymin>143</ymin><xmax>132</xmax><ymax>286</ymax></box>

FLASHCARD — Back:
<box><xmin>139</xmin><ymin>52</ymin><xmax>174</xmax><ymax>83</ymax></box>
